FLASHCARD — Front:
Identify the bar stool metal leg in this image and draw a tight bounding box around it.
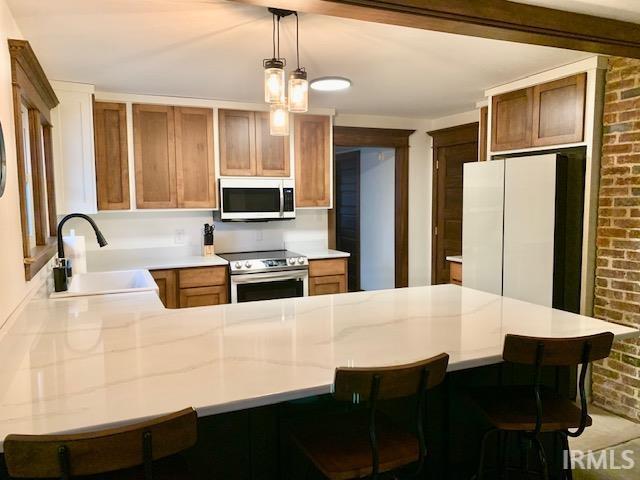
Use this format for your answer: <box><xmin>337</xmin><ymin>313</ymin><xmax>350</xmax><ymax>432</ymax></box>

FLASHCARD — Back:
<box><xmin>533</xmin><ymin>436</ymin><xmax>549</xmax><ymax>480</ymax></box>
<box><xmin>561</xmin><ymin>433</ymin><xmax>573</xmax><ymax>480</ymax></box>
<box><xmin>476</xmin><ymin>429</ymin><xmax>498</xmax><ymax>480</ymax></box>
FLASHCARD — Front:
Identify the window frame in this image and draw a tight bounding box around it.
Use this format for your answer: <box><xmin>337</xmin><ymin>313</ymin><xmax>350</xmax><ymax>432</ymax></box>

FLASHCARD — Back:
<box><xmin>9</xmin><ymin>39</ymin><xmax>59</xmax><ymax>280</ymax></box>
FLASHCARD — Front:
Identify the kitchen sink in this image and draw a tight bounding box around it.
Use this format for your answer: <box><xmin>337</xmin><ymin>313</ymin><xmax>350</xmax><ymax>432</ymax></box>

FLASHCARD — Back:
<box><xmin>49</xmin><ymin>269</ymin><xmax>158</xmax><ymax>299</ymax></box>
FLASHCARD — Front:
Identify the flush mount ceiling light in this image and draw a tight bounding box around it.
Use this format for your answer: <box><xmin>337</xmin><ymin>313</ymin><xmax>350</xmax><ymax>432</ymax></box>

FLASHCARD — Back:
<box><xmin>310</xmin><ymin>77</ymin><xmax>352</xmax><ymax>92</ymax></box>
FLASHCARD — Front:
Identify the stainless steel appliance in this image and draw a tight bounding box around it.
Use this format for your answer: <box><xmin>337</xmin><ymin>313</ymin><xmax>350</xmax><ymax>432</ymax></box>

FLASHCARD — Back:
<box><xmin>219</xmin><ymin>250</ymin><xmax>308</xmax><ymax>303</ymax></box>
<box><xmin>219</xmin><ymin>178</ymin><xmax>295</xmax><ymax>221</ymax></box>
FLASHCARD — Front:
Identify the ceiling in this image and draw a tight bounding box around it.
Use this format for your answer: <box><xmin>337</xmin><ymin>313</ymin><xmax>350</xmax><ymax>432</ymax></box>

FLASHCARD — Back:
<box><xmin>6</xmin><ymin>0</ymin><xmax>599</xmax><ymax>118</ymax></box>
<box><xmin>512</xmin><ymin>0</ymin><xmax>640</xmax><ymax>23</ymax></box>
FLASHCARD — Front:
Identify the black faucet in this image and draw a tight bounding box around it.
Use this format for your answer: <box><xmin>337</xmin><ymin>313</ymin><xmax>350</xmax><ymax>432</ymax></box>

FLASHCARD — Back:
<box><xmin>54</xmin><ymin>214</ymin><xmax>108</xmax><ymax>292</ymax></box>
<box><xmin>57</xmin><ymin>213</ymin><xmax>108</xmax><ymax>259</ymax></box>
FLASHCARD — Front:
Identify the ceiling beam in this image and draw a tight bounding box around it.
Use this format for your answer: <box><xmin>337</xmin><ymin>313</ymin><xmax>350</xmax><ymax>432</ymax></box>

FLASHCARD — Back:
<box><xmin>232</xmin><ymin>0</ymin><xmax>640</xmax><ymax>59</ymax></box>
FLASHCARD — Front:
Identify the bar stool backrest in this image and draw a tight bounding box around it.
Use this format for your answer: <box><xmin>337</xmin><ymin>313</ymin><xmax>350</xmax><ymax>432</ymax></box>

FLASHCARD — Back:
<box><xmin>4</xmin><ymin>408</ymin><xmax>197</xmax><ymax>479</ymax></box>
<box><xmin>503</xmin><ymin>332</ymin><xmax>614</xmax><ymax>366</ymax></box>
<box><xmin>333</xmin><ymin>353</ymin><xmax>449</xmax><ymax>402</ymax></box>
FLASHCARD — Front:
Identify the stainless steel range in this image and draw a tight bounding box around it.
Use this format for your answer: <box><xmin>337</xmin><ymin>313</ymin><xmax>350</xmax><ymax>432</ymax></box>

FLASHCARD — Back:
<box><xmin>218</xmin><ymin>250</ymin><xmax>308</xmax><ymax>303</ymax></box>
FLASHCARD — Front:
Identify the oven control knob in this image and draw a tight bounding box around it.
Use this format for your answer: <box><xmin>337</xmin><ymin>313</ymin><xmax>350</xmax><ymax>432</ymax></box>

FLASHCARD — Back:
<box><xmin>244</xmin><ymin>261</ymin><xmax>252</xmax><ymax>268</ymax></box>
<box><xmin>297</xmin><ymin>257</ymin><xmax>305</xmax><ymax>265</ymax></box>
<box><xmin>288</xmin><ymin>258</ymin><xmax>296</xmax><ymax>265</ymax></box>
<box><xmin>234</xmin><ymin>262</ymin><xmax>242</xmax><ymax>269</ymax></box>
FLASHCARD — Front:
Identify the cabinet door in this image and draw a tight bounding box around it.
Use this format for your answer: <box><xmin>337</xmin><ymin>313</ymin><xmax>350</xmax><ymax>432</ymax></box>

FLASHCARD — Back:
<box><xmin>309</xmin><ymin>275</ymin><xmax>346</xmax><ymax>296</ymax></box>
<box><xmin>94</xmin><ymin>101</ymin><xmax>130</xmax><ymax>210</ymax></box>
<box><xmin>255</xmin><ymin>111</ymin><xmax>290</xmax><ymax>177</ymax></box>
<box><xmin>179</xmin><ymin>286</ymin><xmax>228</xmax><ymax>308</ymax></box>
<box><xmin>294</xmin><ymin>115</ymin><xmax>331</xmax><ymax>207</ymax></box>
<box><xmin>491</xmin><ymin>88</ymin><xmax>533</xmax><ymax>152</ymax></box>
<box><xmin>174</xmin><ymin>107</ymin><xmax>216</xmax><ymax>208</ymax></box>
<box><xmin>151</xmin><ymin>269</ymin><xmax>177</xmax><ymax>308</ymax></box>
<box><xmin>532</xmin><ymin>73</ymin><xmax>586</xmax><ymax>147</ymax></box>
<box><xmin>133</xmin><ymin>104</ymin><xmax>177</xmax><ymax>208</ymax></box>
<box><xmin>219</xmin><ymin>109</ymin><xmax>256</xmax><ymax>176</ymax></box>
<box><xmin>449</xmin><ymin>262</ymin><xmax>462</xmax><ymax>286</ymax></box>
<box><xmin>309</xmin><ymin>258</ymin><xmax>347</xmax><ymax>277</ymax></box>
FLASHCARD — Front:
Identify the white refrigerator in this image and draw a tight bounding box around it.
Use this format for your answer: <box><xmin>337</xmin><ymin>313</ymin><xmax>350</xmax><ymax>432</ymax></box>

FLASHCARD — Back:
<box><xmin>462</xmin><ymin>152</ymin><xmax>585</xmax><ymax>312</ymax></box>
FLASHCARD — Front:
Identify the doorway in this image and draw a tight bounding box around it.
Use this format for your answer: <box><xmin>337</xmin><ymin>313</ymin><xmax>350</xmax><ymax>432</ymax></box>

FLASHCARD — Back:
<box><xmin>429</xmin><ymin>122</ymin><xmax>479</xmax><ymax>285</ymax></box>
<box><xmin>331</xmin><ymin>126</ymin><xmax>413</xmax><ymax>289</ymax></box>
<box><xmin>335</xmin><ymin>147</ymin><xmax>396</xmax><ymax>292</ymax></box>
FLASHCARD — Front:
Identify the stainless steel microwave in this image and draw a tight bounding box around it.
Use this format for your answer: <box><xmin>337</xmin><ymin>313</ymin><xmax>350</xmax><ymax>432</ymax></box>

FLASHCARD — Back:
<box><xmin>219</xmin><ymin>178</ymin><xmax>295</xmax><ymax>221</ymax></box>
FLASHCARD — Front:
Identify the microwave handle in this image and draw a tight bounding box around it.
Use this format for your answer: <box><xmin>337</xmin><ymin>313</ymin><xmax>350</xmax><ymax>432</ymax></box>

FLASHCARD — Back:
<box><xmin>279</xmin><ymin>184</ymin><xmax>284</xmax><ymax>217</ymax></box>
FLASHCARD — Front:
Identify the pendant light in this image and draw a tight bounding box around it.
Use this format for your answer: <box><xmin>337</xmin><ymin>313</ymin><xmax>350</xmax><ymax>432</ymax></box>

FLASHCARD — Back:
<box><xmin>270</xmin><ymin>99</ymin><xmax>290</xmax><ymax>136</ymax></box>
<box><xmin>263</xmin><ymin>13</ymin><xmax>285</xmax><ymax>104</ymax></box>
<box><xmin>288</xmin><ymin>13</ymin><xmax>308</xmax><ymax>113</ymax></box>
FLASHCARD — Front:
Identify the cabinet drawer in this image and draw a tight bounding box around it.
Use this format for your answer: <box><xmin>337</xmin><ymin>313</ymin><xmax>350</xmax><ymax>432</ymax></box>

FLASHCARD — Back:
<box><xmin>309</xmin><ymin>258</ymin><xmax>347</xmax><ymax>277</ymax></box>
<box><xmin>309</xmin><ymin>275</ymin><xmax>346</xmax><ymax>296</ymax></box>
<box><xmin>179</xmin><ymin>286</ymin><xmax>228</xmax><ymax>308</ymax></box>
<box><xmin>449</xmin><ymin>262</ymin><xmax>462</xmax><ymax>285</ymax></box>
<box><xmin>178</xmin><ymin>266</ymin><xmax>227</xmax><ymax>288</ymax></box>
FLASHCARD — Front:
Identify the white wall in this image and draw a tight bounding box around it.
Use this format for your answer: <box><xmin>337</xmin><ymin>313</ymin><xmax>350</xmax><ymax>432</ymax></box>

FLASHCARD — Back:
<box><xmin>69</xmin><ymin>209</ymin><xmax>328</xmax><ymax>254</ymax></box>
<box><xmin>360</xmin><ymin>148</ymin><xmax>395</xmax><ymax>291</ymax></box>
<box><xmin>0</xmin><ymin>0</ymin><xmax>49</xmax><ymax>327</ymax></box>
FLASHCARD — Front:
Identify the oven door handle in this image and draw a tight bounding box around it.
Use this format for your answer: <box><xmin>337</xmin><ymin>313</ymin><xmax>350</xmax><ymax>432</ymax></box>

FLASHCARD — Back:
<box><xmin>231</xmin><ymin>270</ymin><xmax>307</xmax><ymax>284</ymax></box>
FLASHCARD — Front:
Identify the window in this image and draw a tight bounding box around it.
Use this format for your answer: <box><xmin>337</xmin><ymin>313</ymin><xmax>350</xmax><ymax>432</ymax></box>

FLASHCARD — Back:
<box><xmin>9</xmin><ymin>39</ymin><xmax>59</xmax><ymax>280</ymax></box>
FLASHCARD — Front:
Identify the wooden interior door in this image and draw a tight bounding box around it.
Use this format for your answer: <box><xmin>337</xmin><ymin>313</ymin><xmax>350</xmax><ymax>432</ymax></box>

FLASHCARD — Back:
<box><xmin>94</xmin><ymin>101</ymin><xmax>130</xmax><ymax>210</ymax></box>
<box><xmin>133</xmin><ymin>104</ymin><xmax>177</xmax><ymax>208</ymax></box>
<box><xmin>430</xmin><ymin>123</ymin><xmax>479</xmax><ymax>285</ymax></box>
<box><xmin>335</xmin><ymin>151</ymin><xmax>360</xmax><ymax>292</ymax></box>
<box><xmin>255</xmin><ymin>111</ymin><xmax>290</xmax><ymax>177</ymax></box>
<box><xmin>174</xmin><ymin>107</ymin><xmax>216</xmax><ymax>208</ymax></box>
<box><xmin>295</xmin><ymin>115</ymin><xmax>331</xmax><ymax>207</ymax></box>
<box><xmin>219</xmin><ymin>109</ymin><xmax>256</xmax><ymax>176</ymax></box>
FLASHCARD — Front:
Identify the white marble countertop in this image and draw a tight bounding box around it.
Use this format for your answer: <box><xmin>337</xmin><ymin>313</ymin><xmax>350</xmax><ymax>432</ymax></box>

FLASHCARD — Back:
<box><xmin>446</xmin><ymin>255</ymin><xmax>463</xmax><ymax>264</ymax></box>
<box><xmin>0</xmin><ymin>285</ymin><xmax>635</xmax><ymax>447</ymax></box>
<box><xmin>295</xmin><ymin>248</ymin><xmax>351</xmax><ymax>260</ymax></box>
<box><xmin>87</xmin><ymin>247</ymin><xmax>228</xmax><ymax>272</ymax></box>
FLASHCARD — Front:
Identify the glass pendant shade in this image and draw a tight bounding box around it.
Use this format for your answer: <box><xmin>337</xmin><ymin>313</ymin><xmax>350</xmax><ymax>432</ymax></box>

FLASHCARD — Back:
<box><xmin>288</xmin><ymin>70</ymin><xmax>308</xmax><ymax>112</ymax></box>
<box><xmin>270</xmin><ymin>101</ymin><xmax>290</xmax><ymax>136</ymax></box>
<box><xmin>264</xmin><ymin>59</ymin><xmax>285</xmax><ymax>104</ymax></box>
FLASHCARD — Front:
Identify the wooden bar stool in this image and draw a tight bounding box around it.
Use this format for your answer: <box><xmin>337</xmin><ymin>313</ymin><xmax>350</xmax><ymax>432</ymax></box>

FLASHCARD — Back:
<box><xmin>288</xmin><ymin>353</ymin><xmax>449</xmax><ymax>479</ymax></box>
<box><xmin>4</xmin><ymin>408</ymin><xmax>198</xmax><ymax>480</ymax></box>
<box><xmin>470</xmin><ymin>332</ymin><xmax>614</xmax><ymax>480</ymax></box>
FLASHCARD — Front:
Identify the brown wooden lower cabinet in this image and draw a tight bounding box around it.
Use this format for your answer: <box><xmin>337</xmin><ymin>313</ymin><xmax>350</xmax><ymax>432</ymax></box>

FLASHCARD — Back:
<box><xmin>150</xmin><ymin>269</ymin><xmax>178</xmax><ymax>309</ymax></box>
<box><xmin>449</xmin><ymin>261</ymin><xmax>462</xmax><ymax>286</ymax></box>
<box><xmin>308</xmin><ymin>258</ymin><xmax>348</xmax><ymax>296</ymax></box>
<box><xmin>179</xmin><ymin>285</ymin><xmax>228</xmax><ymax>308</ymax></box>
<box><xmin>151</xmin><ymin>265</ymin><xmax>228</xmax><ymax>308</ymax></box>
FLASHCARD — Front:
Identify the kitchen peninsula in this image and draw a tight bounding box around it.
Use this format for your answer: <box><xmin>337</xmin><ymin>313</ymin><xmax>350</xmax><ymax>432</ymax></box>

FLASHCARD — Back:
<box><xmin>0</xmin><ymin>284</ymin><xmax>635</xmax><ymax>477</ymax></box>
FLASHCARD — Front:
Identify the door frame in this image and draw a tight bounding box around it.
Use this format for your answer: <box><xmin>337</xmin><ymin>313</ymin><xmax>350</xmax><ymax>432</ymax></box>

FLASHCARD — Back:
<box><xmin>428</xmin><ymin>122</ymin><xmax>479</xmax><ymax>285</ymax></box>
<box><xmin>331</xmin><ymin>126</ymin><xmax>414</xmax><ymax>288</ymax></box>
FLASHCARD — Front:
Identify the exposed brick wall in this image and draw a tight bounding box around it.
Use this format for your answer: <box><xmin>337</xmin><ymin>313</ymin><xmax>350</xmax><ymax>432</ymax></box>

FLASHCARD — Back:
<box><xmin>592</xmin><ymin>57</ymin><xmax>640</xmax><ymax>422</ymax></box>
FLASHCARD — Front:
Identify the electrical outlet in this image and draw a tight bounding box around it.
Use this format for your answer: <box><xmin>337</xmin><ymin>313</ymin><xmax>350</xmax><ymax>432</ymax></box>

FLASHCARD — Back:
<box><xmin>174</xmin><ymin>229</ymin><xmax>186</xmax><ymax>245</ymax></box>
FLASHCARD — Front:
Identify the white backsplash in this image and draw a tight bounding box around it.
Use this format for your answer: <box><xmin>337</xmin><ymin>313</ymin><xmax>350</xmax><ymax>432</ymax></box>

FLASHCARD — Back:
<box><xmin>69</xmin><ymin>209</ymin><xmax>328</xmax><ymax>254</ymax></box>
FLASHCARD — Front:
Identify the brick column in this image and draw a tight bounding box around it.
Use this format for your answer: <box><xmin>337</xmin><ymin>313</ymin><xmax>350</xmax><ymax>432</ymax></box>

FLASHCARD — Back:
<box><xmin>592</xmin><ymin>57</ymin><xmax>640</xmax><ymax>422</ymax></box>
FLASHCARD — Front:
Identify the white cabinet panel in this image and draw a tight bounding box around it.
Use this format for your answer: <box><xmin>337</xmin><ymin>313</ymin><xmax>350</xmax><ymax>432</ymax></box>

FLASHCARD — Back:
<box><xmin>503</xmin><ymin>154</ymin><xmax>557</xmax><ymax>307</ymax></box>
<box><xmin>462</xmin><ymin>160</ymin><xmax>504</xmax><ymax>295</ymax></box>
<box><xmin>52</xmin><ymin>82</ymin><xmax>97</xmax><ymax>214</ymax></box>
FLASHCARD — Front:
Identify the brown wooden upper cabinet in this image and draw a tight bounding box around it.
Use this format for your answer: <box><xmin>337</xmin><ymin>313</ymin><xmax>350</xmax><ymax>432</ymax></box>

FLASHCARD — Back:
<box><xmin>218</xmin><ymin>109</ymin><xmax>289</xmax><ymax>177</ymax></box>
<box><xmin>294</xmin><ymin>114</ymin><xmax>331</xmax><ymax>207</ymax></box>
<box><xmin>491</xmin><ymin>73</ymin><xmax>586</xmax><ymax>152</ymax></box>
<box><xmin>94</xmin><ymin>101</ymin><xmax>130</xmax><ymax>210</ymax></box>
<box><xmin>491</xmin><ymin>87</ymin><xmax>533</xmax><ymax>152</ymax></box>
<box><xmin>133</xmin><ymin>104</ymin><xmax>216</xmax><ymax>209</ymax></box>
<box><xmin>532</xmin><ymin>73</ymin><xmax>586</xmax><ymax>147</ymax></box>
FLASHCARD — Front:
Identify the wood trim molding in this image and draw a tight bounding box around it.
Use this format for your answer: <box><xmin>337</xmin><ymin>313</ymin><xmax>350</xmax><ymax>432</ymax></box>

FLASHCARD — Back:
<box><xmin>8</xmin><ymin>40</ymin><xmax>59</xmax><ymax>111</ymax></box>
<box><xmin>332</xmin><ymin>126</ymin><xmax>414</xmax><ymax>288</ymax></box>
<box><xmin>233</xmin><ymin>0</ymin><xmax>640</xmax><ymax>59</ymax></box>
